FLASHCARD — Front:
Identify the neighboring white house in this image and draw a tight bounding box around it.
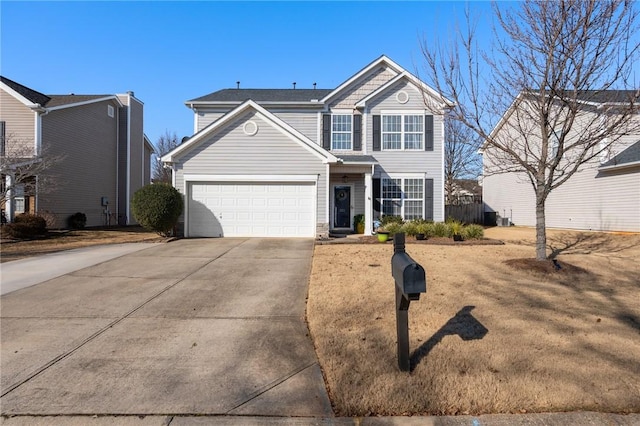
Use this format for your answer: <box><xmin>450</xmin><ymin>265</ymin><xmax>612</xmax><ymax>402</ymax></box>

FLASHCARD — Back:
<box><xmin>162</xmin><ymin>55</ymin><xmax>452</xmax><ymax>238</ymax></box>
<box><xmin>483</xmin><ymin>91</ymin><xmax>640</xmax><ymax>232</ymax></box>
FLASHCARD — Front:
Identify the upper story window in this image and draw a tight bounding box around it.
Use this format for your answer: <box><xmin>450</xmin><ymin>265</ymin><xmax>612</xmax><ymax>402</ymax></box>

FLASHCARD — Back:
<box><xmin>331</xmin><ymin>114</ymin><xmax>352</xmax><ymax>150</ymax></box>
<box><xmin>107</xmin><ymin>105</ymin><xmax>115</xmax><ymax>118</ymax></box>
<box><xmin>382</xmin><ymin>114</ymin><xmax>423</xmax><ymax>150</ymax></box>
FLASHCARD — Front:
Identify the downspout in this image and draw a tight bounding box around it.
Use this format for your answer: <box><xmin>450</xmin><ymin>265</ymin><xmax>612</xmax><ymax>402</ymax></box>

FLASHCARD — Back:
<box><xmin>115</xmin><ymin>105</ymin><xmax>119</xmax><ymax>224</ymax></box>
<box><xmin>32</xmin><ymin>105</ymin><xmax>48</xmax><ymax>214</ymax></box>
<box><xmin>126</xmin><ymin>94</ymin><xmax>131</xmax><ymax>225</ymax></box>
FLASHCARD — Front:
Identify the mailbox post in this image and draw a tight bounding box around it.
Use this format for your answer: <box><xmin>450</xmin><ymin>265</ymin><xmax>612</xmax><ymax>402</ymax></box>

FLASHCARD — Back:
<box><xmin>391</xmin><ymin>233</ymin><xmax>426</xmax><ymax>372</ymax></box>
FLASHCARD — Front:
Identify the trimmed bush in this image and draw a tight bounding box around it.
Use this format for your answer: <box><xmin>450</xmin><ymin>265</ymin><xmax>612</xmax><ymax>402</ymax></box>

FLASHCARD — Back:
<box><xmin>401</xmin><ymin>220</ymin><xmax>420</xmax><ymax>236</ymax></box>
<box><xmin>67</xmin><ymin>212</ymin><xmax>87</xmax><ymax>229</ymax></box>
<box><xmin>432</xmin><ymin>222</ymin><xmax>451</xmax><ymax>238</ymax></box>
<box><xmin>463</xmin><ymin>224</ymin><xmax>484</xmax><ymax>240</ymax></box>
<box><xmin>3</xmin><ymin>213</ymin><xmax>47</xmax><ymax>239</ymax></box>
<box><xmin>381</xmin><ymin>215</ymin><xmax>404</xmax><ymax>226</ymax></box>
<box><xmin>131</xmin><ymin>183</ymin><xmax>184</xmax><ymax>237</ymax></box>
<box><xmin>384</xmin><ymin>222</ymin><xmax>403</xmax><ymax>236</ymax></box>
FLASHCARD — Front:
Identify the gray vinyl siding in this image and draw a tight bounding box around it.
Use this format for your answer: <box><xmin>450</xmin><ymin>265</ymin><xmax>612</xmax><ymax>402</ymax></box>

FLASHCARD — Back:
<box><xmin>365</xmin><ymin>84</ymin><xmax>445</xmax><ymax>222</ymax></box>
<box><xmin>38</xmin><ymin>99</ymin><xmax>119</xmax><ymax>228</ymax></box>
<box><xmin>483</xmin><ymin>113</ymin><xmax>640</xmax><ymax>232</ymax></box>
<box><xmin>0</xmin><ymin>89</ymin><xmax>36</xmax><ymax>156</ymax></box>
<box><xmin>144</xmin><ymin>143</ymin><xmax>152</xmax><ymax>185</ymax></box>
<box><xmin>329</xmin><ymin>65</ymin><xmax>397</xmax><ymax>109</ymax></box>
<box><xmin>197</xmin><ymin>109</ymin><xmax>230</xmax><ymax>132</ymax></box>
<box><xmin>128</xmin><ymin>97</ymin><xmax>144</xmax><ymax>225</ymax></box>
<box><xmin>117</xmin><ymin>104</ymin><xmax>128</xmax><ymax>224</ymax></box>
<box><xmin>174</xmin><ymin>110</ymin><xmax>328</xmax><ymax>224</ymax></box>
<box><xmin>270</xmin><ymin>110</ymin><xmax>320</xmax><ymax>144</ymax></box>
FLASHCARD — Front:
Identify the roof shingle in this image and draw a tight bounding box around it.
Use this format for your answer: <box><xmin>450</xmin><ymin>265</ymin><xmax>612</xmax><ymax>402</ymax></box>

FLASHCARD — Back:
<box><xmin>1</xmin><ymin>76</ymin><xmax>51</xmax><ymax>106</ymax></box>
<box><xmin>188</xmin><ymin>88</ymin><xmax>333</xmax><ymax>103</ymax></box>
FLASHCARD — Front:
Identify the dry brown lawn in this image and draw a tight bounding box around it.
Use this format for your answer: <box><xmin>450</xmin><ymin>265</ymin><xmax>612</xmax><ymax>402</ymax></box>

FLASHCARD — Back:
<box><xmin>0</xmin><ymin>226</ymin><xmax>166</xmax><ymax>263</ymax></box>
<box><xmin>307</xmin><ymin>227</ymin><xmax>640</xmax><ymax>416</ymax></box>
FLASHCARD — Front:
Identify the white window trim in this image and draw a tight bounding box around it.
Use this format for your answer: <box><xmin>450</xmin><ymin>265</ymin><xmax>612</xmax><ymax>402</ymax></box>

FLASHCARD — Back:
<box><xmin>380</xmin><ymin>175</ymin><xmax>425</xmax><ymax>220</ymax></box>
<box><xmin>381</xmin><ymin>113</ymin><xmax>424</xmax><ymax>151</ymax></box>
<box><xmin>331</xmin><ymin>113</ymin><xmax>353</xmax><ymax>151</ymax></box>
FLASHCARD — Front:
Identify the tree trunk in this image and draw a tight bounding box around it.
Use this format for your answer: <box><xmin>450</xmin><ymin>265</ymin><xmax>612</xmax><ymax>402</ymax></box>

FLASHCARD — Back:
<box><xmin>535</xmin><ymin>190</ymin><xmax>547</xmax><ymax>261</ymax></box>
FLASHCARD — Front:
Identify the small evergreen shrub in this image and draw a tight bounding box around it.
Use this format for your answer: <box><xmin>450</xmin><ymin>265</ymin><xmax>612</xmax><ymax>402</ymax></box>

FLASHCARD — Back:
<box><xmin>417</xmin><ymin>222</ymin><xmax>436</xmax><ymax>237</ymax></box>
<box><xmin>463</xmin><ymin>224</ymin><xmax>484</xmax><ymax>240</ymax></box>
<box><xmin>67</xmin><ymin>212</ymin><xmax>87</xmax><ymax>229</ymax></box>
<box><xmin>448</xmin><ymin>220</ymin><xmax>464</xmax><ymax>236</ymax></box>
<box><xmin>131</xmin><ymin>183</ymin><xmax>184</xmax><ymax>237</ymax></box>
<box><xmin>4</xmin><ymin>213</ymin><xmax>47</xmax><ymax>239</ymax></box>
<box><xmin>432</xmin><ymin>222</ymin><xmax>451</xmax><ymax>237</ymax></box>
<box><xmin>401</xmin><ymin>220</ymin><xmax>420</xmax><ymax>236</ymax></box>
<box><xmin>381</xmin><ymin>215</ymin><xmax>404</xmax><ymax>226</ymax></box>
<box><xmin>384</xmin><ymin>222</ymin><xmax>403</xmax><ymax>236</ymax></box>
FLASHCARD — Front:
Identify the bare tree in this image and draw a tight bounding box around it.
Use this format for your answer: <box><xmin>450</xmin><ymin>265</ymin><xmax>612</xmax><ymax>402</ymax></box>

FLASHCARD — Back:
<box><xmin>444</xmin><ymin>114</ymin><xmax>482</xmax><ymax>204</ymax></box>
<box><xmin>153</xmin><ymin>130</ymin><xmax>180</xmax><ymax>183</ymax></box>
<box><xmin>421</xmin><ymin>0</ymin><xmax>640</xmax><ymax>260</ymax></box>
<box><xmin>1</xmin><ymin>135</ymin><xmax>62</xmax><ymax>216</ymax></box>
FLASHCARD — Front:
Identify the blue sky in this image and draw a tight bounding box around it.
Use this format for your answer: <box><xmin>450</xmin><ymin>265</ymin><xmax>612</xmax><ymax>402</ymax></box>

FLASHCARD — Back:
<box><xmin>1</xmin><ymin>1</ymin><xmax>497</xmax><ymax>148</ymax></box>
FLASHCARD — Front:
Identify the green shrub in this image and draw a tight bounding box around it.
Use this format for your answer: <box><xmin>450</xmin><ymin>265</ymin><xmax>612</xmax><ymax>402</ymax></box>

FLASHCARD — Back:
<box><xmin>432</xmin><ymin>222</ymin><xmax>451</xmax><ymax>237</ymax></box>
<box><xmin>463</xmin><ymin>224</ymin><xmax>484</xmax><ymax>240</ymax></box>
<box><xmin>448</xmin><ymin>220</ymin><xmax>464</xmax><ymax>236</ymax></box>
<box><xmin>131</xmin><ymin>183</ymin><xmax>184</xmax><ymax>237</ymax></box>
<box><xmin>4</xmin><ymin>213</ymin><xmax>47</xmax><ymax>239</ymax></box>
<box><xmin>401</xmin><ymin>220</ymin><xmax>420</xmax><ymax>236</ymax></box>
<box><xmin>384</xmin><ymin>222</ymin><xmax>403</xmax><ymax>236</ymax></box>
<box><xmin>381</xmin><ymin>215</ymin><xmax>404</xmax><ymax>226</ymax></box>
<box><xmin>67</xmin><ymin>212</ymin><xmax>87</xmax><ymax>229</ymax></box>
<box><xmin>417</xmin><ymin>222</ymin><xmax>436</xmax><ymax>237</ymax></box>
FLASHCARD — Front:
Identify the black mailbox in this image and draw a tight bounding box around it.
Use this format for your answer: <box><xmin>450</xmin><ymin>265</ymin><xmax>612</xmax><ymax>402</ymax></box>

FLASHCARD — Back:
<box><xmin>391</xmin><ymin>233</ymin><xmax>427</xmax><ymax>372</ymax></box>
<box><xmin>392</xmin><ymin>252</ymin><xmax>426</xmax><ymax>300</ymax></box>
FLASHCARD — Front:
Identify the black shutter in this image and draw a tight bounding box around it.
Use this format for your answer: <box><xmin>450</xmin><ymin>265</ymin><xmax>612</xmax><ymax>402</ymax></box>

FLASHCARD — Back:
<box><xmin>0</xmin><ymin>121</ymin><xmax>5</xmax><ymax>156</ymax></box>
<box><xmin>353</xmin><ymin>114</ymin><xmax>362</xmax><ymax>151</ymax></box>
<box><xmin>425</xmin><ymin>115</ymin><xmax>434</xmax><ymax>151</ymax></box>
<box><xmin>424</xmin><ymin>178</ymin><xmax>434</xmax><ymax>220</ymax></box>
<box><xmin>322</xmin><ymin>114</ymin><xmax>331</xmax><ymax>150</ymax></box>
<box><xmin>373</xmin><ymin>115</ymin><xmax>381</xmax><ymax>151</ymax></box>
<box><xmin>373</xmin><ymin>178</ymin><xmax>381</xmax><ymax>217</ymax></box>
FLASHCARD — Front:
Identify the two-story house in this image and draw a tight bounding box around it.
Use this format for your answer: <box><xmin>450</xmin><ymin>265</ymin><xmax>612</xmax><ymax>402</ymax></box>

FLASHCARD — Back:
<box><xmin>483</xmin><ymin>90</ymin><xmax>640</xmax><ymax>232</ymax></box>
<box><xmin>161</xmin><ymin>56</ymin><xmax>452</xmax><ymax>238</ymax></box>
<box><xmin>0</xmin><ymin>76</ymin><xmax>154</xmax><ymax>228</ymax></box>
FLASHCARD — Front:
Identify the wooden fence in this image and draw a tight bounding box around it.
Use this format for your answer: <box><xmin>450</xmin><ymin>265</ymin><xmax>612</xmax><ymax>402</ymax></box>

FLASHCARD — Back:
<box><xmin>445</xmin><ymin>203</ymin><xmax>484</xmax><ymax>224</ymax></box>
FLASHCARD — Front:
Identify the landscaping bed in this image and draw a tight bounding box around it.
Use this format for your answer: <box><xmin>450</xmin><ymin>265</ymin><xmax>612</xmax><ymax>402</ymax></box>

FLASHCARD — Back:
<box><xmin>307</xmin><ymin>227</ymin><xmax>640</xmax><ymax>416</ymax></box>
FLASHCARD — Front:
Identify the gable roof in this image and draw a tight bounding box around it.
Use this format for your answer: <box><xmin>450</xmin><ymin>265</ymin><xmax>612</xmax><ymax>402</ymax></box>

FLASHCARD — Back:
<box><xmin>162</xmin><ymin>99</ymin><xmax>339</xmax><ymax>164</ymax></box>
<box><xmin>47</xmin><ymin>95</ymin><xmax>115</xmax><ymax>108</ymax></box>
<box><xmin>1</xmin><ymin>75</ymin><xmax>51</xmax><ymax>106</ymax></box>
<box><xmin>354</xmin><ymin>71</ymin><xmax>454</xmax><ymax>109</ymax></box>
<box><xmin>188</xmin><ymin>89</ymin><xmax>332</xmax><ymax>105</ymax></box>
<box><xmin>600</xmin><ymin>139</ymin><xmax>640</xmax><ymax>170</ymax></box>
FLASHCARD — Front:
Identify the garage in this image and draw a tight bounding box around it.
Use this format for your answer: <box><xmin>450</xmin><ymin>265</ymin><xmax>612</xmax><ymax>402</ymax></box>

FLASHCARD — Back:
<box><xmin>188</xmin><ymin>181</ymin><xmax>316</xmax><ymax>237</ymax></box>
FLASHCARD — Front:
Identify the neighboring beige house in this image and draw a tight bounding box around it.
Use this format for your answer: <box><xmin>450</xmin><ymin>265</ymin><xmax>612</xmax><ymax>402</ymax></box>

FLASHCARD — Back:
<box><xmin>483</xmin><ymin>91</ymin><xmax>640</xmax><ymax>232</ymax></box>
<box><xmin>162</xmin><ymin>56</ymin><xmax>452</xmax><ymax>238</ymax></box>
<box><xmin>0</xmin><ymin>76</ymin><xmax>153</xmax><ymax>227</ymax></box>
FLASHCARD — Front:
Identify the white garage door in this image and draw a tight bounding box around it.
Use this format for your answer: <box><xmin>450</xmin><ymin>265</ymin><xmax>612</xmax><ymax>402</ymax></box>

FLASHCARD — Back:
<box><xmin>188</xmin><ymin>182</ymin><xmax>316</xmax><ymax>237</ymax></box>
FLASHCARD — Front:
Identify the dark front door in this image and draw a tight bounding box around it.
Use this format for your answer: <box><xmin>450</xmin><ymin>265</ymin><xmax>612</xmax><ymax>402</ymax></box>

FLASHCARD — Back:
<box><xmin>334</xmin><ymin>186</ymin><xmax>351</xmax><ymax>228</ymax></box>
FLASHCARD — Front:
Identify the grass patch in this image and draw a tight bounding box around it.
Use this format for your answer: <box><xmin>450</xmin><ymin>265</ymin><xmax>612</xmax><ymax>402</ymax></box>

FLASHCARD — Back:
<box><xmin>0</xmin><ymin>226</ymin><xmax>166</xmax><ymax>262</ymax></box>
<box><xmin>307</xmin><ymin>228</ymin><xmax>640</xmax><ymax>416</ymax></box>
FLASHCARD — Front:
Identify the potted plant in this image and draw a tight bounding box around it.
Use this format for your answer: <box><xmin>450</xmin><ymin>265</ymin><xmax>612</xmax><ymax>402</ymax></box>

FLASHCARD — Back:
<box><xmin>449</xmin><ymin>221</ymin><xmax>464</xmax><ymax>241</ymax></box>
<box><xmin>376</xmin><ymin>227</ymin><xmax>390</xmax><ymax>242</ymax></box>
<box><xmin>353</xmin><ymin>214</ymin><xmax>365</xmax><ymax>234</ymax></box>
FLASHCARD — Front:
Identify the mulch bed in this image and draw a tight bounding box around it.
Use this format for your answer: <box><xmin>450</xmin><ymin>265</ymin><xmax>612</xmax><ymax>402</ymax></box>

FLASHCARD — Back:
<box><xmin>505</xmin><ymin>258</ymin><xmax>590</xmax><ymax>274</ymax></box>
<box><xmin>357</xmin><ymin>236</ymin><xmax>504</xmax><ymax>245</ymax></box>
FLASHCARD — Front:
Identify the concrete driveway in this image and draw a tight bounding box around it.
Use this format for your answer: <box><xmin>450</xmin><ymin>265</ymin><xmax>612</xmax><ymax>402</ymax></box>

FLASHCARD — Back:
<box><xmin>0</xmin><ymin>238</ymin><xmax>332</xmax><ymax>419</ymax></box>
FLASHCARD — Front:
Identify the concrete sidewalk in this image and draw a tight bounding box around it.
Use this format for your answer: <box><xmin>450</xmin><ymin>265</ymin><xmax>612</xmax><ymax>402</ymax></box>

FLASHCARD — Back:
<box><xmin>0</xmin><ymin>243</ymin><xmax>160</xmax><ymax>295</ymax></box>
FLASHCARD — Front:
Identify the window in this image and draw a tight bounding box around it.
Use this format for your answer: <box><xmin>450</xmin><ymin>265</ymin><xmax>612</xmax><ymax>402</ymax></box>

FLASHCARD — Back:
<box><xmin>550</xmin><ymin>129</ymin><xmax>561</xmax><ymax>159</ymax></box>
<box><xmin>382</xmin><ymin>114</ymin><xmax>423</xmax><ymax>150</ymax></box>
<box><xmin>331</xmin><ymin>114</ymin><xmax>352</xmax><ymax>150</ymax></box>
<box><xmin>381</xmin><ymin>177</ymin><xmax>424</xmax><ymax>220</ymax></box>
<box><xmin>107</xmin><ymin>105</ymin><xmax>115</xmax><ymax>118</ymax></box>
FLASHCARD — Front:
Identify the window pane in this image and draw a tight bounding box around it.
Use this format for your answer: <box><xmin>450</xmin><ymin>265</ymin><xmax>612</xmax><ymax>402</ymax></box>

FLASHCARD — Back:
<box><xmin>382</xmin><ymin>178</ymin><xmax>402</xmax><ymax>198</ymax></box>
<box><xmin>382</xmin><ymin>115</ymin><xmax>401</xmax><ymax>132</ymax></box>
<box><xmin>404</xmin><ymin>115</ymin><xmax>423</xmax><ymax>132</ymax></box>
<box><xmin>332</xmin><ymin>114</ymin><xmax>352</xmax><ymax>150</ymax></box>
<box><xmin>404</xmin><ymin>200</ymin><xmax>422</xmax><ymax>220</ymax></box>
<box><xmin>405</xmin><ymin>133</ymin><xmax>423</xmax><ymax>149</ymax></box>
<box><xmin>404</xmin><ymin>179</ymin><xmax>423</xmax><ymax>199</ymax></box>
<box><xmin>382</xmin><ymin>200</ymin><xmax>401</xmax><ymax>216</ymax></box>
<box><xmin>383</xmin><ymin>134</ymin><xmax>401</xmax><ymax>150</ymax></box>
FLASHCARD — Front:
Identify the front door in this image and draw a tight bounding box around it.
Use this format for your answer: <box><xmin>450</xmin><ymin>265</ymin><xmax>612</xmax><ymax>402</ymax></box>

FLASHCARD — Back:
<box><xmin>334</xmin><ymin>186</ymin><xmax>351</xmax><ymax>228</ymax></box>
